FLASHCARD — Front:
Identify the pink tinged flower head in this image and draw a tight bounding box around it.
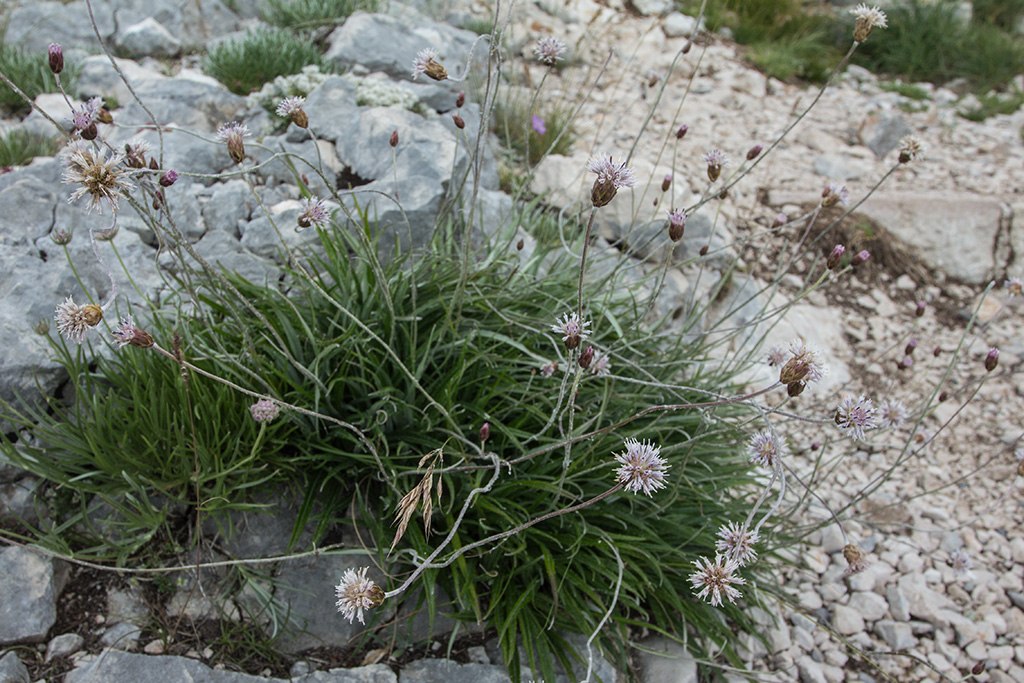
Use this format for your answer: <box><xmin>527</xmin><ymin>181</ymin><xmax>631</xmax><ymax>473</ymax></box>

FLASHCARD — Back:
<box><xmin>112</xmin><ymin>315</ymin><xmax>154</xmax><ymax>349</ymax></box>
<box><xmin>851</xmin><ymin>4</ymin><xmax>888</xmax><ymax>42</ymax></box>
<box><xmin>689</xmin><ymin>555</ymin><xmax>745</xmax><ymax>607</ymax></box>
<box><xmin>702</xmin><ymin>149</ymin><xmax>729</xmax><ymax>182</ymax></box>
<box><xmin>217</xmin><ymin>122</ymin><xmax>250</xmax><ymax>164</ymax></box>
<box><xmin>1005</xmin><ymin>276</ymin><xmax>1023</xmax><ymax>297</ymax></box>
<box><xmin>877</xmin><ymin>398</ymin><xmax>908</xmax><ymax>429</ymax></box>
<box><xmin>411</xmin><ymin>48</ymin><xmax>447</xmax><ymax>81</ymax></box>
<box><xmin>55</xmin><ymin>296</ymin><xmax>103</xmax><ymax>344</ymax></box>
<box><xmin>48</xmin><ymin>43</ymin><xmax>64</xmax><ymax>74</ymax></box>
<box><xmin>276</xmin><ymin>95</ymin><xmax>308</xmax><ymax>128</ymax></box>
<box><xmin>766</xmin><ymin>345</ymin><xmax>786</xmax><ymax>367</ymax></box>
<box><xmin>834</xmin><ymin>394</ymin><xmax>877</xmax><ymax>441</ymax></box>
<box><xmin>948</xmin><ymin>549</ymin><xmax>971</xmax><ymax>576</ymax></box>
<box><xmin>531</xmin><ymin>115</ymin><xmax>546</xmax><ymax>135</ymax></box>
<box><xmin>586</xmin><ymin>155</ymin><xmax>636</xmax><ymax>207</ymax></box>
<box><xmin>898</xmin><ymin>135</ymin><xmax>923</xmax><ymax>164</ymax></box>
<box><xmin>335</xmin><ymin>566</ymin><xmax>384</xmax><ymax>624</ymax></box>
<box><xmin>533</xmin><ymin>36</ymin><xmax>566</xmax><ymax>65</ymax></box>
<box><xmin>589</xmin><ymin>351</ymin><xmax>611</xmax><ymax>376</ymax></box>
<box><xmin>297</xmin><ymin>196</ymin><xmax>329</xmax><ymax>229</ymax></box>
<box><xmin>61</xmin><ymin>142</ymin><xmax>133</xmax><ymax>213</ymax></box>
<box><xmin>540</xmin><ymin>360</ymin><xmax>559</xmax><ymax>378</ymax></box>
<box><xmin>249</xmin><ymin>399</ymin><xmax>280</xmax><ymax>422</ymax></box>
<box><xmin>667</xmin><ymin>209</ymin><xmax>687</xmax><ymax>242</ymax></box>
<box><xmin>551</xmin><ymin>311</ymin><xmax>591</xmax><ymax>350</ymax></box>
<box><xmin>614</xmin><ymin>438</ymin><xmax>670</xmax><ymax>496</ymax></box>
<box><xmin>746</xmin><ymin>429</ymin><xmax>788</xmax><ymax>470</ymax></box>
<box><xmin>715</xmin><ymin>522</ymin><xmax>759</xmax><ymax>567</ymax></box>
<box><xmin>821</xmin><ymin>182</ymin><xmax>849</xmax><ymax>208</ymax></box>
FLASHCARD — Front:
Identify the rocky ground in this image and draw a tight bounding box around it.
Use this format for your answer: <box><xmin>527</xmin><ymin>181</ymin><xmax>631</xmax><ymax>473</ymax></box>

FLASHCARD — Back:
<box><xmin>1</xmin><ymin>0</ymin><xmax>1023</xmax><ymax>682</ymax></box>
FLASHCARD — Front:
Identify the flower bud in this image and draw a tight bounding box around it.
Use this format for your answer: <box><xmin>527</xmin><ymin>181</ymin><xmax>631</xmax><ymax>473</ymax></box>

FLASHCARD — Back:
<box><xmin>699</xmin><ymin>244</ymin><xmax>708</xmax><ymax>256</ymax></box>
<box><xmin>153</xmin><ymin>190</ymin><xmax>164</xmax><ymax>210</ymax></box>
<box><xmin>851</xmin><ymin>250</ymin><xmax>870</xmax><ymax>267</ymax></box>
<box><xmin>81</xmin><ymin>304</ymin><xmax>103</xmax><ymax>328</ymax></box>
<box><xmin>149</xmin><ymin>157</ymin><xmax>159</xmax><ymax>171</ymax></box>
<box><xmin>985</xmin><ymin>348</ymin><xmax>999</xmax><ymax>372</ymax></box>
<box><xmin>516</xmin><ymin>238</ymin><xmax>524</xmax><ymax>251</ymax></box>
<box><xmin>479</xmin><ymin>422</ymin><xmax>490</xmax><ymax>443</ymax></box>
<box><xmin>34</xmin><ymin>320</ymin><xmax>49</xmax><ymax>335</ymax></box>
<box><xmin>933</xmin><ymin>346</ymin><xmax>941</xmax><ymax>357</ymax></box>
<box><xmin>787</xmin><ymin>381</ymin><xmax>805</xmax><ymax>397</ymax></box>
<box><xmin>826</xmin><ymin>244</ymin><xmax>845</xmax><ymax>270</ymax></box>
<box><xmin>94</xmin><ymin>225</ymin><xmax>118</xmax><ymax>241</ymax></box>
<box><xmin>771</xmin><ymin>213</ymin><xmax>788</xmax><ymax>229</ymax></box>
<box><xmin>675</xmin><ymin>124</ymin><xmax>688</xmax><ymax>139</ymax></box>
<box><xmin>290</xmin><ymin>108</ymin><xmax>309</xmax><ymax>129</ymax></box>
<box><xmin>48</xmin><ymin>43</ymin><xmax>64</xmax><ymax>74</ymax></box>
<box><xmin>661</xmin><ymin>174</ymin><xmax>671</xmax><ymax>192</ymax></box>
<box><xmin>972</xmin><ymin>662</ymin><xmax>985</xmax><ymax>676</ymax></box>
<box><xmin>897</xmin><ymin>355</ymin><xmax>913</xmax><ymax>371</ymax></box>
<box><xmin>455</xmin><ymin>90</ymin><xmax>465</xmax><ymax>108</ymax></box>
<box><xmin>810</xmin><ymin>441</ymin><xmax>820</xmax><ymax>451</ymax></box>
<box><xmin>667</xmin><ymin>209</ymin><xmax>686</xmax><ymax>243</ymax></box>
<box><xmin>94</xmin><ymin>108</ymin><xmax>113</xmax><ymax>125</ymax></box>
<box><xmin>938</xmin><ymin>391</ymin><xmax>948</xmax><ymax>402</ymax></box>
<box><xmin>579</xmin><ymin>346</ymin><xmax>594</xmax><ymax>369</ymax></box>
<box><xmin>746</xmin><ymin>144</ymin><xmax>763</xmax><ymax>161</ymax></box>
<box><xmin>389</xmin><ymin>130</ymin><xmax>399</xmax><ymax>148</ymax></box>
<box><xmin>80</xmin><ymin>122</ymin><xmax>98</xmax><ymax>141</ymax></box>
<box><xmin>159</xmin><ymin>170</ymin><xmax>178</xmax><ymax>187</ymax></box>
<box><xmin>682</xmin><ymin>40</ymin><xmax>692</xmax><ymax>54</ymax></box>
<box><xmin>904</xmin><ymin>339</ymin><xmax>917</xmax><ymax>356</ymax></box>
<box><xmin>50</xmin><ymin>230</ymin><xmax>72</xmax><ymax>245</ymax></box>
<box><xmin>915</xmin><ymin>301</ymin><xmax>926</xmax><ymax>317</ymax></box>
<box><xmin>718</xmin><ymin>188</ymin><xmax>728</xmax><ymax>200</ymax></box>
<box><xmin>452</xmin><ymin>114</ymin><xmax>465</xmax><ymax>130</ymax></box>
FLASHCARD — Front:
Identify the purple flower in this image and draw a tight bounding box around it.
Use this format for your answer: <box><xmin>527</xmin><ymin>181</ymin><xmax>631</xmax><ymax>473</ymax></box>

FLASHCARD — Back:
<box><xmin>702</xmin><ymin>149</ymin><xmax>729</xmax><ymax>182</ymax></box>
<box><xmin>249</xmin><ymin>399</ymin><xmax>280</xmax><ymax>422</ymax></box>
<box><xmin>112</xmin><ymin>315</ymin><xmax>154</xmax><ymax>349</ymax></box>
<box><xmin>747</xmin><ymin>429</ymin><xmax>788</xmax><ymax>470</ymax></box>
<box><xmin>948</xmin><ymin>549</ymin><xmax>971</xmax><ymax>576</ymax></box>
<box><xmin>690</xmin><ymin>555</ymin><xmax>746</xmax><ymax>606</ymax></box>
<box><xmin>411</xmin><ymin>48</ymin><xmax>447</xmax><ymax>81</ymax></box>
<box><xmin>877</xmin><ymin>398</ymin><xmax>908</xmax><ymax>429</ymax></box>
<box><xmin>821</xmin><ymin>182</ymin><xmax>849</xmax><ymax>208</ymax></box>
<box><xmin>779</xmin><ymin>338</ymin><xmax>829</xmax><ymax>391</ymax></box>
<box><xmin>551</xmin><ymin>311</ymin><xmax>591</xmax><ymax>350</ymax></box>
<box><xmin>531</xmin><ymin>115</ymin><xmax>546</xmax><ymax>135</ymax></box>
<box><xmin>276</xmin><ymin>96</ymin><xmax>308</xmax><ymax>128</ymax></box>
<box><xmin>540</xmin><ymin>360</ymin><xmax>558</xmax><ymax>377</ymax></box>
<box><xmin>589</xmin><ymin>351</ymin><xmax>611</xmax><ymax>376</ymax></box>
<box><xmin>533</xmin><ymin>37</ymin><xmax>566</xmax><ymax>65</ymax></box>
<box><xmin>834</xmin><ymin>394</ymin><xmax>877</xmax><ymax>441</ymax></box>
<box><xmin>586</xmin><ymin>155</ymin><xmax>636</xmax><ymax>207</ymax></box>
<box><xmin>614</xmin><ymin>438</ymin><xmax>670</xmax><ymax>496</ymax></box>
<box><xmin>48</xmin><ymin>43</ymin><xmax>63</xmax><ymax>74</ymax></box>
<box><xmin>667</xmin><ymin>209</ymin><xmax>687</xmax><ymax>242</ymax></box>
<box><xmin>765</xmin><ymin>345</ymin><xmax>787</xmax><ymax>367</ymax></box>
<box><xmin>297</xmin><ymin>196</ymin><xmax>330</xmax><ymax>229</ymax></box>
<box><xmin>217</xmin><ymin>122</ymin><xmax>250</xmax><ymax>164</ymax></box>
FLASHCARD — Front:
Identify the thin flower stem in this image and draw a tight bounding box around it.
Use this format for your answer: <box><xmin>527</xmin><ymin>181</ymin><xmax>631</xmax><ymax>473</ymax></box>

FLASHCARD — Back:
<box><xmin>577</xmin><ymin>207</ymin><xmax>599</xmax><ymax>321</ymax></box>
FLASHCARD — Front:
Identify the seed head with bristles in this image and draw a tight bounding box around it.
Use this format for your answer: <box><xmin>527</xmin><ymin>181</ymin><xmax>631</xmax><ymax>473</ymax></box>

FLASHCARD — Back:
<box><xmin>54</xmin><ymin>295</ymin><xmax>103</xmax><ymax>344</ymax></box>
<box><xmin>747</xmin><ymin>429</ymin><xmax>788</xmax><ymax>470</ymax></box>
<box><xmin>533</xmin><ymin>37</ymin><xmax>566</xmax><ymax>65</ymax></box>
<box><xmin>61</xmin><ymin>142</ymin><xmax>134</xmax><ymax>213</ymax></box>
<box><xmin>335</xmin><ymin>567</ymin><xmax>385</xmax><ymax>624</ymax></box>
<box><xmin>614</xmin><ymin>438</ymin><xmax>669</xmax><ymax>496</ymax></box>
<box><xmin>851</xmin><ymin>4</ymin><xmax>888</xmax><ymax>43</ymax></box>
<box><xmin>715</xmin><ymin>522</ymin><xmax>759</xmax><ymax>567</ymax></box>
<box><xmin>689</xmin><ymin>555</ymin><xmax>746</xmax><ymax>606</ymax></box>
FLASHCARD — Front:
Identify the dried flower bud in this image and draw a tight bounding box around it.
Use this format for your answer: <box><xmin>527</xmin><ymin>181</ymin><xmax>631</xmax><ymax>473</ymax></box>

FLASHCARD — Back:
<box><xmin>94</xmin><ymin>108</ymin><xmax>113</xmax><ymax>125</ymax></box>
<box><xmin>48</xmin><ymin>43</ymin><xmax>63</xmax><ymax>74</ymax></box>
<box><xmin>718</xmin><ymin>188</ymin><xmax>728</xmax><ymax>200</ymax></box>
<box><xmin>746</xmin><ymin>144</ymin><xmax>763</xmax><ymax>161</ymax></box>
<box><xmin>479</xmin><ymin>422</ymin><xmax>490</xmax><ymax>443</ymax></box>
<box><xmin>933</xmin><ymin>345</ymin><xmax>941</xmax><ymax>358</ymax></box>
<box><xmin>159</xmin><ymin>169</ymin><xmax>178</xmax><ymax>187</ymax></box>
<box><xmin>787</xmin><ymin>381</ymin><xmax>805</xmax><ymax>397</ymax></box>
<box><xmin>827</xmin><ymin>244</ymin><xmax>845</xmax><ymax>270</ymax></box>
<box><xmin>682</xmin><ymin>40</ymin><xmax>692</xmax><ymax>54</ymax></box>
<box><xmin>148</xmin><ymin>157</ymin><xmax>158</xmax><ymax>171</ymax></box>
<box><xmin>587</xmin><ymin>155</ymin><xmax>636</xmax><ymax>208</ymax></box>
<box><xmin>217</xmin><ymin>122</ymin><xmax>249</xmax><ymax>165</ymax></box>
<box><xmin>113</xmin><ymin>315</ymin><xmax>155</xmax><ymax>349</ymax></box>
<box><xmin>699</xmin><ymin>245</ymin><xmax>709</xmax><ymax>256</ymax></box>
<box><xmin>821</xmin><ymin>182</ymin><xmax>849</xmax><ymax>208</ymax></box>
<box><xmin>50</xmin><ymin>230</ymin><xmax>72</xmax><ymax>245</ymax></box>
<box><xmin>851</xmin><ymin>250</ymin><xmax>870</xmax><ymax>267</ymax></box>
<box><xmin>675</xmin><ymin>124</ymin><xmax>688</xmax><ymax>139</ymax></box>
<box><xmin>152</xmin><ymin>190</ymin><xmax>164</xmax><ymax>210</ymax></box>
<box><xmin>897</xmin><ymin>355</ymin><xmax>913</xmax><ymax>371</ymax></box>
<box><xmin>842</xmin><ymin>544</ymin><xmax>869</xmax><ymax>575</ymax></box>
<box><xmin>703</xmin><ymin>149</ymin><xmax>728</xmax><ymax>182</ymax></box>
<box><xmin>452</xmin><ymin>114</ymin><xmax>465</xmax><ymax>130</ymax></box>
<box><xmin>972</xmin><ymin>661</ymin><xmax>985</xmax><ymax>676</ymax></box>
<box><xmin>516</xmin><ymin>238</ymin><xmax>524</xmax><ymax>251</ymax></box>
<box><xmin>810</xmin><ymin>441</ymin><xmax>820</xmax><ymax>451</ymax></box>
<box><xmin>915</xmin><ymin>301</ymin><xmax>926</xmax><ymax>317</ymax></box>
<box><xmin>389</xmin><ymin>130</ymin><xmax>399</xmax><ymax>148</ymax></box>
<box><xmin>661</xmin><ymin>174</ymin><xmax>672</xmax><ymax>192</ymax></box>
<box><xmin>412</xmin><ymin>48</ymin><xmax>447</xmax><ymax>81</ymax></box>
<box><xmin>851</xmin><ymin>4</ymin><xmax>888</xmax><ymax>44</ymax></box>
<box><xmin>985</xmin><ymin>348</ymin><xmax>999</xmax><ymax>372</ymax></box>
<box><xmin>938</xmin><ymin>391</ymin><xmax>948</xmax><ymax>402</ymax></box>
<box><xmin>771</xmin><ymin>213</ymin><xmax>788</xmax><ymax>229</ymax></box>
<box><xmin>34</xmin><ymin>320</ymin><xmax>49</xmax><ymax>335</ymax></box>
<box><xmin>455</xmin><ymin>90</ymin><xmax>465</xmax><ymax>108</ymax></box>
<box><xmin>79</xmin><ymin>122</ymin><xmax>98</xmax><ymax>141</ymax></box>
<box><xmin>579</xmin><ymin>346</ymin><xmax>594</xmax><ymax>369</ymax></box>
<box><xmin>904</xmin><ymin>339</ymin><xmax>917</xmax><ymax>356</ymax></box>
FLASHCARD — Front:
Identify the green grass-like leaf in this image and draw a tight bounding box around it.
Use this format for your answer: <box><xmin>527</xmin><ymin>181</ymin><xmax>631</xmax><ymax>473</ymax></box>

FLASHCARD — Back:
<box><xmin>0</xmin><ymin>128</ymin><xmax>60</xmax><ymax>166</ymax></box>
<box><xmin>0</xmin><ymin>44</ymin><xmax>79</xmax><ymax>110</ymax></box>
<box><xmin>203</xmin><ymin>27</ymin><xmax>329</xmax><ymax>95</ymax></box>
<box><xmin>261</xmin><ymin>0</ymin><xmax>380</xmax><ymax>32</ymax></box>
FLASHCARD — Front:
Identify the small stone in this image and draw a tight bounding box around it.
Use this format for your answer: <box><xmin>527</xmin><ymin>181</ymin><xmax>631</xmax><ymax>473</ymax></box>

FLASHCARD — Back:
<box><xmin>46</xmin><ymin>633</ymin><xmax>84</xmax><ymax>661</ymax></box>
<box><xmin>886</xmin><ymin>584</ymin><xmax>911</xmax><ymax>621</ymax></box>
<box><xmin>875</xmin><ymin>620</ymin><xmax>915</xmax><ymax>650</ymax></box>
<box><xmin>797</xmin><ymin>655</ymin><xmax>828</xmax><ymax>683</ymax></box>
<box><xmin>143</xmin><ymin>639</ymin><xmax>165</xmax><ymax>655</ymax></box>
<box><xmin>849</xmin><ymin>591</ymin><xmax>888</xmax><ymax>622</ymax></box>
<box><xmin>662</xmin><ymin>11</ymin><xmax>704</xmax><ymax>38</ymax></box>
<box><xmin>832</xmin><ymin>605</ymin><xmax>865</xmax><ymax>636</ymax></box>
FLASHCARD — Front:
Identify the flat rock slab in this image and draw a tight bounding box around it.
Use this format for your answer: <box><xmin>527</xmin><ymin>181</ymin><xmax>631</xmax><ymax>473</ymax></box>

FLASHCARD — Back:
<box><xmin>399</xmin><ymin>659</ymin><xmax>511</xmax><ymax>683</ymax></box>
<box><xmin>0</xmin><ymin>547</ymin><xmax>65</xmax><ymax>644</ymax></box>
<box><xmin>67</xmin><ymin>650</ymin><xmax>395</xmax><ymax>683</ymax></box>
